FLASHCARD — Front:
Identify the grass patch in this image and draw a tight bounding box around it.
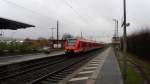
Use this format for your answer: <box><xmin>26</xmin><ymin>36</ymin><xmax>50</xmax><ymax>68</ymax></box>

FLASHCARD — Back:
<box><xmin>117</xmin><ymin>52</ymin><xmax>143</xmax><ymax>84</ymax></box>
<box><xmin>125</xmin><ymin>64</ymin><xmax>143</xmax><ymax>84</ymax></box>
<box><xmin>127</xmin><ymin>53</ymin><xmax>150</xmax><ymax>81</ymax></box>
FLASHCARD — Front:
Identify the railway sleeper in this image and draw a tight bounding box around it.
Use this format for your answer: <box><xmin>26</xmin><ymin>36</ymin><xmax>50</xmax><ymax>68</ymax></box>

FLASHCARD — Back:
<box><xmin>49</xmin><ymin>76</ymin><xmax>63</xmax><ymax>80</ymax></box>
<box><xmin>51</xmin><ymin>74</ymin><xmax>66</xmax><ymax>78</ymax></box>
<box><xmin>59</xmin><ymin>71</ymin><xmax>72</xmax><ymax>74</ymax></box>
<box><xmin>62</xmin><ymin>68</ymin><xmax>74</xmax><ymax>71</ymax></box>
<box><xmin>57</xmin><ymin>71</ymin><xmax>72</xmax><ymax>75</ymax></box>
<box><xmin>45</xmin><ymin>78</ymin><xmax>59</xmax><ymax>83</ymax></box>
<box><xmin>41</xmin><ymin>80</ymin><xmax>58</xmax><ymax>84</ymax></box>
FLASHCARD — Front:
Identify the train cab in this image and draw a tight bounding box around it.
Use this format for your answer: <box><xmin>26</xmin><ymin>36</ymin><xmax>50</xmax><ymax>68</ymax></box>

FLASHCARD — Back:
<box><xmin>65</xmin><ymin>38</ymin><xmax>78</xmax><ymax>54</ymax></box>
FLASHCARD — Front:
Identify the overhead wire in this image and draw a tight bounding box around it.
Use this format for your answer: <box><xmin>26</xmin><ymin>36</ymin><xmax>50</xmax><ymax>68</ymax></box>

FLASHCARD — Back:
<box><xmin>1</xmin><ymin>0</ymin><xmax>112</xmax><ymax>41</ymax></box>
<box><xmin>62</xmin><ymin>0</ymin><xmax>92</xmax><ymax>27</ymax></box>
<box><xmin>1</xmin><ymin>0</ymin><xmax>53</xmax><ymax>20</ymax></box>
<box><xmin>2</xmin><ymin>0</ymin><xmax>92</xmax><ymax>27</ymax></box>
<box><xmin>62</xmin><ymin>0</ymin><xmax>105</xmax><ymax>41</ymax></box>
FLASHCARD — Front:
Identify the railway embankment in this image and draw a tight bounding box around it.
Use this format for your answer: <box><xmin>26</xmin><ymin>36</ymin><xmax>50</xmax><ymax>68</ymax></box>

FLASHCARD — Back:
<box><xmin>117</xmin><ymin>52</ymin><xmax>150</xmax><ymax>84</ymax></box>
<box><xmin>118</xmin><ymin>28</ymin><xmax>150</xmax><ymax>84</ymax></box>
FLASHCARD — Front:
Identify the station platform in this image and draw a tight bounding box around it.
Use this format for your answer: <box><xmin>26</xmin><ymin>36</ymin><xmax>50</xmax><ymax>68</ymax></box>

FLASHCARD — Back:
<box><xmin>60</xmin><ymin>47</ymin><xmax>123</xmax><ymax>84</ymax></box>
<box><xmin>94</xmin><ymin>48</ymin><xmax>123</xmax><ymax>84</ymax></box>
<box><xmin>0</xmin><ymin>50</ymin><xmax>65</xmax><ymax>66</ymax></box>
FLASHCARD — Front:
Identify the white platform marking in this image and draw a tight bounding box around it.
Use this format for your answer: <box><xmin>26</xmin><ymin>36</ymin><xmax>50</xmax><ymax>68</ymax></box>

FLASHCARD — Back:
<box><xmin>69</xmin><ymin>77</ymin><xmax>89</xmax><ymax>82</ymax></box>
<box><xmin>89</xmin><ymin>63</ymin><xmax>99</xmax><ymax>66</ymax></box>
<box><xmin>78</xmin><ymin>71</ymin><xmax>94</xmax><ymax>74</ymax></box>
<box><xmin>84</xmin><ymin>67</ymin><xmax>97</xmax><ymax>70</ymax></box>
<box><xmin>92</xmin><ymin>60</ymin><xmax>100</xmax><ymax>61</ymax></box>
<box><xmin>90</xmin><ymin>62</ymin><xmax>99</xmax><ymax>64</ymax></box>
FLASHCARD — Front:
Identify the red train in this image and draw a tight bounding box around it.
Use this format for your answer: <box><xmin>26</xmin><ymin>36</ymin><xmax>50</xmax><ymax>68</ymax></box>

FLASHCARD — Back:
<box><xmin>65</xmin><ymin>38</ymin><xmax>105</xmax><ymax>54</ymax></box>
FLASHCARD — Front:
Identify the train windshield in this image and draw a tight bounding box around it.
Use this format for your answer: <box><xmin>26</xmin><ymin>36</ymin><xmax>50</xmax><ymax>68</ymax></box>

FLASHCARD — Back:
<box><xmin>67</xmin><ymin>39</ymin><xmax>76</xmax><ymax>46</ymax></box>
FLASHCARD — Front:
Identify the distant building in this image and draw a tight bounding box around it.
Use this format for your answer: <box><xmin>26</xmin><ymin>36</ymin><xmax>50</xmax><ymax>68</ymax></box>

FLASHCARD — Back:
<box><xmin>48</xmin><ymin>39</ymin><xmax>65</xmax><ymax>49</ymax></box>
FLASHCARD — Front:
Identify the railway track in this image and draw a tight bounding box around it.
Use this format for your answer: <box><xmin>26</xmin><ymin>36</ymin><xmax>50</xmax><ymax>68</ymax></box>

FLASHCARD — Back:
<box><xmin>29</xmin><ymin>53</ymin><xmax>96</xmax><ymax>84</ymax></box>
<box><xmin>0</xmin><ymin>49</ymin><xmax>102</xmax><ymax>84</ymax></box>
<box><xmin>0</xmin><ymin>55</ymin><xmax>66</xmax><ymax>84</ymax></box>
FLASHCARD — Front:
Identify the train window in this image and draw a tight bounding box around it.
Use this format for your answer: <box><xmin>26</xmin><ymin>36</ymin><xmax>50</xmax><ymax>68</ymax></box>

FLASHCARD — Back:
<box><xmin>82</xmin><ymin>42</ymin><xmax>85</xmax><ymax>47</ymax></box>
<box><xmin>68</xmin><ymin>39</ymin><xmax>76</xmax><ymax>46</ymax></box>
<box><xmin>80</xmin><ymin>42</ymin><xmax>84</xmax><ymax>47</ymax></box>
<box><xmin>78</xmin><ymin>42</ymin><xmax>81</xmax><ymax>48</ymax></box>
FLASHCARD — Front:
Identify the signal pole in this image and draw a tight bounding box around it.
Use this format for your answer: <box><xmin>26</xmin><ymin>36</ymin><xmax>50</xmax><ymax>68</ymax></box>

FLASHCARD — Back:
<box><xmin>57</xmin><ymin>20</ymin><xmax>59</xmax><ymax>48</ymax></box>
<box><xmin>123</xmin><ymin>0</ymin><xmax>127</xmax><ymax>80</ymax></box>
<box><xmin>81</xmin><ymin>32</ymin><xmax>83</xmax><ymax>38</ymax></box>
<box><xmin>50</xmin><ymin>28</ymin><xmax>56</xmax><ymax>40</ymax></box>
<box><xmin>116</xmin><ymin>20</ymin><xmax>118</xmax><ymax>37</ymax></box>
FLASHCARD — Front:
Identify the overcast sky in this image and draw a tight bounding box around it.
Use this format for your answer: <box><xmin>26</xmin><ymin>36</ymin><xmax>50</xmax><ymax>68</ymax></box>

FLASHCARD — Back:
<box><xmin>0</xmin><ymin>0</ymin><xmax>150</xmax><ymax>42</ymax></box>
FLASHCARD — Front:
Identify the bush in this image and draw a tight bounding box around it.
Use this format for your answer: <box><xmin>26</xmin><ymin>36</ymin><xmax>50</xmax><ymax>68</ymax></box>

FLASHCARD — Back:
<box><xmin>121</xmin><ymin>28</ymin><xmax>150</xmax><ymax>59</ymax></box>
<box><xmin>0</xmin><ymin>41</ymin><xmax>40</xmax><ymax>54</ymax></box>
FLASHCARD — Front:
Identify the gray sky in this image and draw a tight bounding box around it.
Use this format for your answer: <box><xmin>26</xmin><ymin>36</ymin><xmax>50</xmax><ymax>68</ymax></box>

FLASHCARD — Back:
<box><xmin>0</xmin><ymin>0</ymin><xmax>150</xmax><ymax>42</ymax></box>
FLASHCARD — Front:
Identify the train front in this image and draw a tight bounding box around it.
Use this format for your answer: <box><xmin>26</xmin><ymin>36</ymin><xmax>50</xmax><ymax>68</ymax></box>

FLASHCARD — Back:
<box><xmin>65</xmin><ymin>38</ymin><xmax>78</xmax><ymax>54</ymax></box>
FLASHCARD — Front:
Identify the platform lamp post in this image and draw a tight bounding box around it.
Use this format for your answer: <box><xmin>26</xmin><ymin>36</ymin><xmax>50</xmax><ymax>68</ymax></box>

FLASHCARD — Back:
<box><xmin>113</xmin><ymin>19</ymin><xmax>118</xmax><ymax>38</ymax></box>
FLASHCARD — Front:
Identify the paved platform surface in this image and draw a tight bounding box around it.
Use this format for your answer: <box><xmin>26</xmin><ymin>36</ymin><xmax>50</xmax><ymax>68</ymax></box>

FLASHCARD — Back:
<box><xmin>94</xmin><ymin>47</ymin><xmax>123</xmax><ymax>84</ymax></box>
<box><xmin>60</xmin><ymin>47</ymin><xmax>123</xmax><ymax>84</ymax></box>
<box><xmin>0</xmin><ymin>50</ymin><xmax>65</xmax><ymax>66</ymax></box>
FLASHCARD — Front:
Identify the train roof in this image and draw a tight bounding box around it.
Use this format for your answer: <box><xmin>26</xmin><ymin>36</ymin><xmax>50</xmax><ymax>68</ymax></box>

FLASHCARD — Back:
<box><xmin>67</xmin><ymin>38</ymin><xmax>104</xmax><ymax>44</ymax></box>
